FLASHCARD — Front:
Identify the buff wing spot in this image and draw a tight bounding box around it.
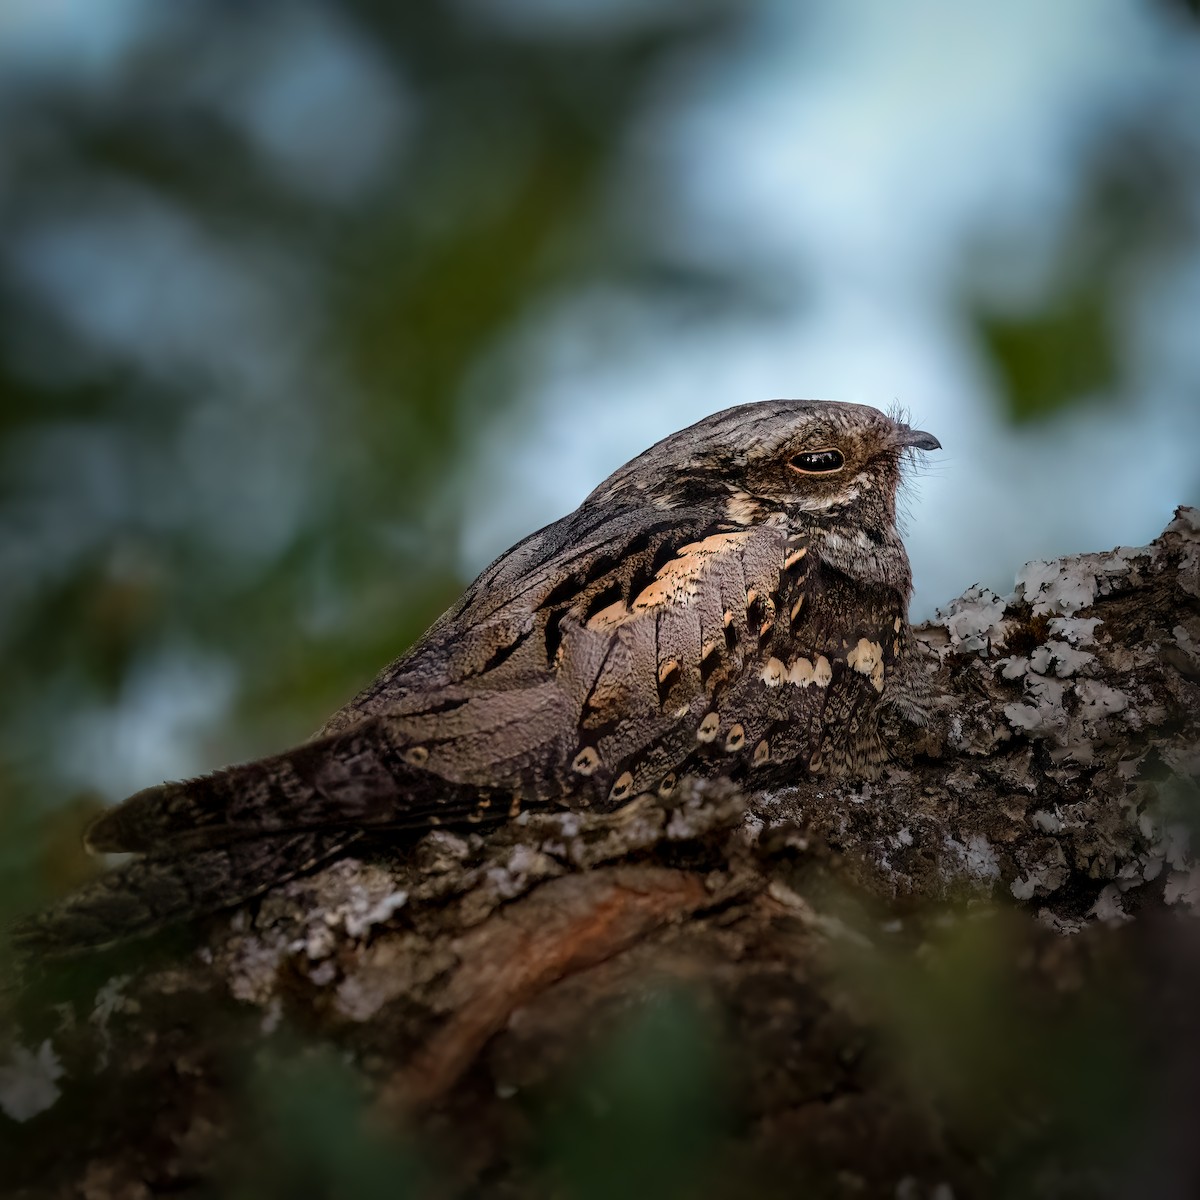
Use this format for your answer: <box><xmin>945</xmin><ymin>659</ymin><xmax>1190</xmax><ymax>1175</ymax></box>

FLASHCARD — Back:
<box><xmin>700</xmin><ymin>640</ymin><xmax>723</xmax><ymax>689</ymax></box>
<box><xmin>871</xmin><ymin>660</ymin><xmax>885</xmax><ymax>692</ymax></box>
<box><xmin>761</xmin><ymin>657</ymin><xmax>786</xmax><ymax>687</ymax></box>
<box><xmin>572</xmin><ymin>747</ymin><xmax>601</xmax><ymax>776</ymax></box>
<box><xmin>586</xmin><ymin>598</ymin><xmax>630</xmax><ymax>632</ymax></box>
<box><xmin>631</xmin><ymin>532</ymin><xmax>754</xmax><ymax>612</ymax></box>
<box><xmin>788</xmin><ymin>657</ymin><xmax>814</xmax><ymax>686</ymax></box>
<box><xmin>610</xmin><ymin>771</ymin><xmax>635</xmax><ymax>802</ymax></box>
<box><xmin>847</xmin><ymin>638</ymin><xmax>883</xmax><ymax>677</ymax></box>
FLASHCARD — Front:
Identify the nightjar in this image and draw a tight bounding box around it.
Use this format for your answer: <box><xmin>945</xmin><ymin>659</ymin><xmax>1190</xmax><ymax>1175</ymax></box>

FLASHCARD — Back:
<box><xmin>26</xmin><ymin>400</ymin><xmax>940</xmax><ymax>949</ymax></box>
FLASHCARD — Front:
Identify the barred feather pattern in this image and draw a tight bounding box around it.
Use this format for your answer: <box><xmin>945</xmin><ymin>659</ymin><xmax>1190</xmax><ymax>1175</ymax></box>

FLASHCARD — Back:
<box><xmin>19</xmin><ymin>399</ymin><xmax>939</xmax><ymax>951</ymax></box>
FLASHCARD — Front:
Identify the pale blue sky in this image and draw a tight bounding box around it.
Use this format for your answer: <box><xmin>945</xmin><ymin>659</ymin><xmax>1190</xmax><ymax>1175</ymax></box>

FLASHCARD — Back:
<box><xmin>458</xmin><ymin>0</ymin><xmax>1200</xmax><ymax>616</ymax></box>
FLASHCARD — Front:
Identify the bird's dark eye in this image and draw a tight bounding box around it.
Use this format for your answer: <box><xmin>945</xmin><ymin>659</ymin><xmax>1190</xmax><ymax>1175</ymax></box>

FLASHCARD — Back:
<box><xmin>789</xmin><ymin>448</ymin><xmax>845</xmax><ymax>474</ymax></box>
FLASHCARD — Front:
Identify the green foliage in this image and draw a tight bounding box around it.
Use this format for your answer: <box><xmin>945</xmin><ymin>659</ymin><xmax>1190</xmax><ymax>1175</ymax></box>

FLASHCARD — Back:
<box><xmin>977</xmin><ymin>288</ymin><xmax>1118</xmax><ymax>425</ymax></box>
<box><xmin>970</xmin><ymin>110</ymin><xmax>1198</xmax><ymax>425</ymax></box>
<box><xmin>536</xmin><ymin>988</ymin><xmax>727</xmax><ymax>1200</ymax></box>
<box><xmin>0</xmin><ymin>0</ymin><xmax>746</xmax><ymax>917</ymax></box>
<box><xmin>843</xmin><ymin>909</ymin><xmax>1146</xmax><ymax>1196</ymax></box>
<box><xmin>223</xmin><ymin>1046</ymin><xmax>430</xmax><ymax>1200</ymax></box>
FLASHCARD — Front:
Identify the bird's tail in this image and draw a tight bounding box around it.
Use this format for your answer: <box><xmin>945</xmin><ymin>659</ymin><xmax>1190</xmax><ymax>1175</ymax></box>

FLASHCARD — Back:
<box><xmin>9</xmin><ymin>830</ymin><xmax>357</xmax><ymax>955</ymax></box>
<box><xmin>85</xmin><ymin>717</ymin><xmax>511</xmax><ymax>855</ymax></box>
<box><xmin>12</xmin><ymin>717</ymin><xmax>544</xmax><ymax>955</ymax></box>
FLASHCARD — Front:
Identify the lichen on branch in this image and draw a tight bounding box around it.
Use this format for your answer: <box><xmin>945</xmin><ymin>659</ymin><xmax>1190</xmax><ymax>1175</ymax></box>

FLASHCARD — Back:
<box><xmin>4</xmin><ymin>510</ymin><xmax>1199</xmax><ymax>1200</ymax></box>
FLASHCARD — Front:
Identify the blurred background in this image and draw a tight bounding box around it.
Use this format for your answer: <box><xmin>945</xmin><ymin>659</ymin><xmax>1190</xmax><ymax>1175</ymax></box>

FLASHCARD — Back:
<box><xmin>3</xmin><ymin>2</ymin><xmax>1200</xmax><ymax>1195</ymax></box>
<box><xmin>1</xmin><ymin>0</ymin><xmax>1198</xmax><ymax>936</ymax></box>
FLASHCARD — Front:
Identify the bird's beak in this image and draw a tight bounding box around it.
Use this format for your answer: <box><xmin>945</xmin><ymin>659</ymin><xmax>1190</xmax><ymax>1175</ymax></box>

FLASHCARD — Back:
<box><xmin>899</xmin><ymin>426</ymin><xmax>941</xmax><ymax>451</ymax></box>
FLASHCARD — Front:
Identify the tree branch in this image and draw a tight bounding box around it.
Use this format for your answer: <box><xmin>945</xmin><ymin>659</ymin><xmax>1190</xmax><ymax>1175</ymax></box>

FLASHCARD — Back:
<box><xmin>4</xmin><ymin>509</ymin><xmax>1199</xmax><ymax>1199</ymax></box>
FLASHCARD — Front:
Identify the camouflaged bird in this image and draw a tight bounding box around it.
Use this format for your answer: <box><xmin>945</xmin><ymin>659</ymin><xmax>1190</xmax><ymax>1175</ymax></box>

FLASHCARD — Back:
<box><xmin>25</xmin><ymin>400</ymin><xmax>940</xmax><ymax>949</ymax></box>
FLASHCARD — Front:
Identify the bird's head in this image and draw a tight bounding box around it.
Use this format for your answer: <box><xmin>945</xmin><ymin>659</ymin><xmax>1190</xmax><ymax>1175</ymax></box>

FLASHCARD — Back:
<box><xmin>589</xmin><ymin>399</ymin><xmax>940</xmax><ymax>535</ymax></box>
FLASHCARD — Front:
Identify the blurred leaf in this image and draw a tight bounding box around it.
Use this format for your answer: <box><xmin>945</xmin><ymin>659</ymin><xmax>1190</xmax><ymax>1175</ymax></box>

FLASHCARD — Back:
<box><xmin>977</xmin><ymin>288</ymin><xmax>1118</xmax><ymax>424</ymax></box>
<box><xmin>225</xmin><ymin>1045</ymin><xmax>429</xmax><ymax>1200</ymax></box>
<box><xmin>538</xmin><ymin>987</ymin><xmax>728</xmax><ymax>1200</ymax></box>
<box><xmin>0</xmin><ymin>0</ymin><xmax>745</xmax><ymax>872</ymax></box>
<box><xmin>970</xmin><ymin>105</ymin><xmax>1197</xmax><ymax>426</ymax></box>
<box><xmin>841</xmin><ymin>909</ymin><xmax>1146</xmax><ymax>1194</ymax></box>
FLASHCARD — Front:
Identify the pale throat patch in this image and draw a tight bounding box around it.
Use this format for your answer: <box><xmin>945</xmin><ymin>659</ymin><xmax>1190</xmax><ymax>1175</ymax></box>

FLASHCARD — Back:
<box><xmin>791</xmin><ymin>483</ymin><xmax>862</xmax><ymax>513</ymax></box>
<box><xmin>825</xmin><ymin>529</ymin><xmax>874</xmax><ymax>552</ymax></box>
<box><xmin>818</xmin><ymin>526</ymin><xmax>907</xmax><ymax>590</ymax></box>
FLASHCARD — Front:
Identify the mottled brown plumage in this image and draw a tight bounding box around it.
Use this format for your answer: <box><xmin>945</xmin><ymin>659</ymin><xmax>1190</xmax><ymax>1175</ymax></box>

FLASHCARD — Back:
<box><xmin>23</xmin><ymin>399</ymin><xmax>939</xmax><ymax>949</ymax></box>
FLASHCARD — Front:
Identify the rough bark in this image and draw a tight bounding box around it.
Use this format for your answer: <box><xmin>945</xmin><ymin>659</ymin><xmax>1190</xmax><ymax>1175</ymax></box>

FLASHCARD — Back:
<box><xmin>3</xmin><ymin>509</ymin><xmax>1200</xmax><ymax>1200</ymax></box>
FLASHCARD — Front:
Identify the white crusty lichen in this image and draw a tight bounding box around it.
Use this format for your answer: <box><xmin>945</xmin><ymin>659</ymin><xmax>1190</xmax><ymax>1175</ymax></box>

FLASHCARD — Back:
<box><xmin>1010</xmin><ymin>865</ymin><xmax>1069</xmax><ymax>902</ymax></box>
<box><xmin>218</xmin><ymin>857</ymin><xmax>418</xmax><ymax>1004</ymax></box>
<box><xmin>1016</xmin><ymin>540</ymin><xmax>1151</xmax><ymax>616</ymax></box>
<box><xmin>972</xmin><ymin>513</ymin><xmax>1200</xmax><ymax>921</ymax></box>
<box><xmin>936</xmin><ymin>585</ymin><xmax>1008</xmax><ymax>654</ymax></box>
<box><xmin>1165</xmin><ymin>866</ymin><xmax>1200</xmax><ymax>910</ymax></box>
<box><xmin>294</xmin><ymin>860</ymin><xmax>415</xmax><ymax>955</ymax></box>
<box><xmin>1014</xmin><ymin>559</ymin><xmax>1099</xmax><ymax>616</ymax></box>
<box><xmin>1168</xmin><ymin>506</ymin><xmax>1200</xmax><ymax>535</ymax></box>
<box><xmin>88</xmin><ymin>974</ymin><xmax>136</xmax><ymax>1070</ymax></box>
<box><xmin>998</xmin><ymin>553</ymin><xmax>1134</xmax><ymax>761</ymax></box>
<box><xmin>1047</xmin><ymin>616</ymin><xmax>1102</xmax><ymax>645</ymax></box>
<box><xmin>343</xmin><ymin>889</ymin><xmax>410</xmax><ymax>939</ymax></box>
<box><xmin>1166</xmin><ymin>506</ymin><xmax>1200</xmax><ymax>598</ymax></box>
<box><xmin>1027</xmin><ymin>640</ymin><xmax>1095</xmax><ymax>678</ymax></box>
<box><xmin>1030</xmin><ymin>809</ymin><xmax>1063</xmax><ymax>834</ymax></box>
<box><xmin>1089</xmin><ymin>884</ymin><xmax>1131</xmax><ymax>924</ymax></box>
<box><xmin>991</xmin><ymin>574</ymin><xmax>1104</xmax><ymax>682</ymax></box>
<box><xmin>0</xmin><ymin>1040</ymin><xmax>64</xmax><ymax>1122</ymax></box>
<box><xmin>1003</xmin><ymin>676</ymin><xmax>1069</xmax><ymax>739</ymax></box>
<box><xmin>1074</xmin><ymin>680</ymin><xmax>1129</xmax><ymax>722</ymax></box>
<box><xmin>481</xmin><ymin>843</ymin><xmax>563</xmax><ymax>904</ymax></box>
<box><xmin>944</xmin><ymin>833</ymin><xmax>1000</xmax><ymax>882</ymax></box>
<box><xmin>1001</xmin><ymin>665</ymin><xmax>1131</xmax><ymax>763</ymax></box>
<box><xmin>999</xmin><ymin>656</ymin><xmax>1029</xmax><ymax>680</ymax></box>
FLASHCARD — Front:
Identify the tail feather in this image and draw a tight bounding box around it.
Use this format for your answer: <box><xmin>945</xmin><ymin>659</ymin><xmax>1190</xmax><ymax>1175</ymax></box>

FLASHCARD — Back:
<box><xmin>85</xmin><ymin>717</ymin><xmax>539</xmax><ymax>855</ymax></box>
<box><xmin>9</xmin><ymin>831</ymin><xmax>358</xmax><ymax>955</ymax></box>
<box><xmin>19</xmin><ymin>718</ymin><xmax>559</xmax><ymax>955</ymax></box>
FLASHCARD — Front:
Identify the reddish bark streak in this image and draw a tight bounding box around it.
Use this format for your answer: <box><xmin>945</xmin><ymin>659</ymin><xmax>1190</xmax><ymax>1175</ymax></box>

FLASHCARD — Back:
<box><xmin>380</xmin><ymin>866</ymin><xmax>709</xmax><ymax>1109</ymax></box>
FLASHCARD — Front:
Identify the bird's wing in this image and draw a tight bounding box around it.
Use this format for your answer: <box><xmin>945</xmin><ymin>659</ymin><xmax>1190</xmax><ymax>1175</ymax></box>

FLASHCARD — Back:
<box><xmin>85</xmin><ymin>718</ymin><xmax>463</xmax><ymax>853</ymax></box>
<box><xmin>316</xmin><ymin>504</ymin><xmax>793</xmax><ymax>807</ymax></box>
<box><xmin>536</xmin><ymin>516</ymin><xmax>793</xmax><ymax>804</ymax></box>
<box><xmin>85</xmin><ymin>504</ymin><xmax>791</xmax><ymax>855</ymax></box>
